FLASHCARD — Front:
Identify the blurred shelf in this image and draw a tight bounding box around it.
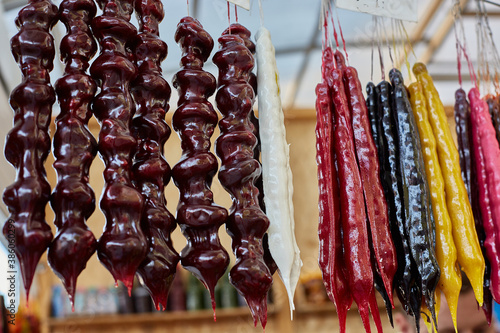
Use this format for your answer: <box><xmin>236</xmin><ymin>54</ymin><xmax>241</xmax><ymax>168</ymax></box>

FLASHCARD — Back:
<box><xmin>295</xmin><ymin>302</ymin><xmax>337</xmax><ymax>315</ymax></box>
<box><xmin>46</xmin><ymin>306</ymin><xmax>277</xmax><ymax>329</ymax></box>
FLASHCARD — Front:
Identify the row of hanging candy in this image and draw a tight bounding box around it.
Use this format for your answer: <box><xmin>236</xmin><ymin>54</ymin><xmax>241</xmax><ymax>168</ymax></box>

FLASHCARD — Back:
<box><xmin>316</xmin><ymin>1</ymin><xmax>500</xmax><ymax>332</ymax></box>
<box><xmin>3</xmin><ymin>0</ymin><xmax>301</xmax><ymax>328</ymax></box>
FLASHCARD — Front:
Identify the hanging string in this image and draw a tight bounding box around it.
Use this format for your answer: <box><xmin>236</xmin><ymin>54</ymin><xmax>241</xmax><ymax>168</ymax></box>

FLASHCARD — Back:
<box><xmin>476</xmin><ymin>0</ymin><xmax>489</xmax><ymax>95</ymax></box>
<box><xmin>329</xmin><ymin>1</ymin><xmax>340</xmax><ymax>49</ymax></box>
<box><xmin>258</xmin><ymin>0</ymin><xmax>264</xmax><ymax>26</ymax></box>
<box><xmin>453</xmin><ymin>1</ymin><xmax>463</xmax><ymax>87</ymax></box>
<box><xmin>381</xmin><ymin>18</ymin><xmax>393</xmax><ymax>69</ymax></box>
<box><xmin>371</xmin><ymin>16</ymin><xmax>375</xmax><ymax>82</ymax></box>
<box><xmin>187</xmin><ymin>0</ymin><xmax>190</xmax><ymax>16</ymax></box>
<box><xmin>227</xmin><ymin>2</ymin><xmax>231</xmax><ymax>33</ymax></box>
<box><xmin>476</xmin><ymin>1</ymin><xmax>483</xmax><ymax>91</ymax></box>
<box><xmin>480</xmin><ymin>0</ymin><xmax>500</xmax><ymax>93</ymax></box>
<box><xmin>452</xmin><ymin>0</ymin><xmax>477</xmax><ymax>88</ymax></box>
<box><xmin>376</xmin><ymin>17</ymin><xmax>385</xmax><ymax>81</ymax></box>
<box><xmin>234</xmin><ymin>4</ymin><xmax>238</xmax><ymax>22</ymax></box>
<box><xmin>398</xmin><ymin>21</ymin><xmax>412</xmax><ymax>81</ymax></box>
<box><xmin>334</xmin><ymin>2</ymin><xmax>348</xmax><ymax>65</ymax></box>
<box><xmin>391</xmin><ymin>19</ymin><xmax>398</xmax><ymax>70</ymax></box>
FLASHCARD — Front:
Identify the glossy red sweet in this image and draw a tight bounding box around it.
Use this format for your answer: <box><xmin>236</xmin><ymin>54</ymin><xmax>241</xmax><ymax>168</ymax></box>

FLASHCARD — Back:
<box><xmin>171</xmin><ymin>17</ymin><xmax>229</xmax><ymax>318</ymax></box>
<box><xmin>90</xmin><ymin>0</ymin><xmax>147</xmax><ymax>293</ymax></box>
<box><xmin>226</xmin><ymin>24</ymin><xmax>277</xmax><ymax>275</ymax></box>
<box><xmin>316</xmin><ymin>47</ymin><xmax>352</xmax><ymax>333</ymax></box>
<box><xmin>48</xmin><ymin>0</ymin><xmax>98</xmax><ymax>308</ymax></box>
<box><xmin>213</xmin><ymin>27</ymin><xmax>272</xmax><ymax>328</ymax></box>
<box><xmin>131</xmin><ymin>0</ymin><xmax>179</xmax><ymax>311</ymax></box>
<box><xmin>3</xmin><ymin>0</ymin><xmax>58</xmax><ymax>300</ymax></box>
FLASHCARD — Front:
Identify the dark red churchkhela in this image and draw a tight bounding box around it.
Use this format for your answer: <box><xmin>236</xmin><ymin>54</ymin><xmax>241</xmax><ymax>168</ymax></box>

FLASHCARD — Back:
<box><xmin>90</xmin><ymin>0</ymin><xmax>147</xmax><ymax>293</ymax></box>
<box><xmin>131</xmin><ymin>0</ymin><xmax>179</xmax><ymax>311</ymax></box>
<box><xmin>48</xmin><ymin>0</ymin><xmax>98</xmax><ymax>307</ymax></box>
<box><xmin>171</xmin><ymin>16</ymin><xmax>229</xmax><ymax>317</ymax></box>
<box><xmin>3</xmin><ymin>0</ymin><xmax>58</xmax><ymax>299</ymax></box>
<box><xmin>213</xmin><ymin>27</ymin><xmax>273</xmax><ymax>328</ymax></box>
<box><xmin>331</xmin><ymin>52</ymin><xmax>382</xmax><ymax>333</ymax></box>
<box><xmin>223</xmin><ymin>23</ymin><xmax>277</xmax><ymax>275</ymax></box>
<box><xmin>316</xmin><ymin>46</ymin><xmax>352</xmax><ymax>333</ymax></box>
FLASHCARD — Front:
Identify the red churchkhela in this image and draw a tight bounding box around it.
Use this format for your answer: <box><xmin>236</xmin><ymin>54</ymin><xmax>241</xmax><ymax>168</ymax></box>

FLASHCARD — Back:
<box><xmin>227</xmin><ymin>24</ymin><xmax>278</xmax><ymax>275</ymax></box>
<box><xmin>131</xmin><ymin>0</ymin><xmax>179</xmax><ymax>311</ymax></box>
<box><xmin>90</xmin><ymin>0</ymin><xmax>147</xmax><ymax>293</ymax></box>
<box><xmin>213</xmin><ymin>27</ymin><xmax>273</xmax><ymax>328</ymax></box>
<box><xmin>4</xmin><ymin>0</ymin><xmax>58</xmax><ymax>300</ymax></box>
<box><xmin>172</xmin><ymin>17</ymin><xmax>229</xmax><ymax>318</ymax></box>
<box><xmin>48</xmin><ymin>0</ymin><xmax>98</xmax><ymax>308</ymax></box>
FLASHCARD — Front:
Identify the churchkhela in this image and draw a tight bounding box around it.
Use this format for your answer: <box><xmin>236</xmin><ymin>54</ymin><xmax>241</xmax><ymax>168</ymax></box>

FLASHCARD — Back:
<box><xmin>255</xmin><ymin>26</ymin><xmax>302</xmax><ymax>317</ymax></box>
<box><xmin>4</xmin><ymin>0</ymin><xmax>58</xmax><ymax>300</ymax></box>
<box><xmin>131</xmin><ymin>0</ymin><xmax>179</xmax><ymax>311</ymax></box>
<box><xmin>213</xmin><ymin>24</ymin><xmax>273</xmax><ymax>328</ymax></box>
<box><xmin>391</xmin><ymin>68</ymin><xmax>440</xmax><ymax>329</ymax></box>
<box><xmin>316</xmin><ymin>47</ymin><xmax>352</xmax><ymax>333</ymax></box>
<box><xmin>455</xmin><ymin>88</ymin><xmax>494</xmax><ymax>322</ymax></box>
<box><xmin>49</xmin><ymin>0</ymin><xmax>98</xmax><ymax>307</ymax></box>
<box><xmin>172</xmin><ymin>16</ymin><xmax>229</xmax><ymax>317</ymax></box>
<box><xmin>414</xmin><ymin>63</ymin><xmax>485</xmax><ymax>307</ymax></box>
<box><xmin>90</xmin><ymin>0</ymin><xmax>147</xmax><ymax>293</ymax></box>
<box><xmin>336</xmin><ymin>51</ymin><xmax>397</xmax><ymax>323</ymax></box>
<box><xmin>372</xmin><ymin>80</ymin><xmax>415</xmax><ymax>321</ymax></box>
<box><xmin>409</xmin><ymin>81</ymin><xmax>460</xmax><ymax>330</ymax></box>
<box><xmin>469</xmin><ymin>88</ymin><xmax>500</xmax><ymax>304</ymax></box>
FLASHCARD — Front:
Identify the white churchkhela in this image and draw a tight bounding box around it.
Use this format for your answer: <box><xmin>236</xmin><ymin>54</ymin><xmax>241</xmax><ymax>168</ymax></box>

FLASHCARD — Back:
<box><xmin>255</xmin><ymin>26</ymin><xmax>302</xmax><ymax>318</ymax></box>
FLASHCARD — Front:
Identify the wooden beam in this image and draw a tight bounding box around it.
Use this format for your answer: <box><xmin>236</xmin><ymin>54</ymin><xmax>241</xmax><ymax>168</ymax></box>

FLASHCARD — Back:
<box><xmin>462</xmin><ymin>10</ymin><xmax>500</xmax><ymax>16</ymax></box>
<box><xmin>418</xmin><ymin>0</ymin><xmax>469</xmax><ymax>64</ymax></box>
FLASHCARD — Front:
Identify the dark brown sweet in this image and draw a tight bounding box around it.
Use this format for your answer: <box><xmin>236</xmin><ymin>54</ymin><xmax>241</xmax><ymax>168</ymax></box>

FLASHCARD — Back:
<box><xmin>48</xmin><ymin>0</ymin><xmax>98</xmax><ymax>308</ymax></box>
<box><xmin>3</xmin><ymin>0</ymin><xmax>58</xmax><ymax>300</ymax></box>
<box><xmin>131</xmin><ymin>0</ymin><xmax>179</xmax><ymax>311</ymax></box>
<box><xmin>226</xmin><ymin>24</ymin><xmax>277</xmax><ymax>276</ymax></box>
<box><xmin>171</xmin><ymin>16</ymin><xmax>229</xmax><ymax>318</ymax></box>
<box><xmin>90</xmin><ymin>0</ymin><xmax>147</xmax><ymax>293</ymax></box>
<box><xmin>213</xmin><ymin>27</ymin><xmax>273</xmax><ymax>328</ymax></box>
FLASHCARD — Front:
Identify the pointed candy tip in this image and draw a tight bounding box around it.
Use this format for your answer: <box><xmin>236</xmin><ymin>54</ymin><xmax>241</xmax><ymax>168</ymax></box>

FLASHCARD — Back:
<box><xmin>369</xmin><ymin>293</ymin><xmax>383</xmax><ymax>333</ymax></box>
<box><xmin>68</xmin><ymin>293</ymin><xmax>75</xmax><ymax>313</ymax></box>
<box><xmin>357</xmin><ymin>301</ymin><xmax>372</xmax><ymax>333</ymax></box>
<box><xmin>337</xmin><ymin>307</ymin><xmax>348</xmax><ymax>333</ymax></box>
<box><xmin>245</xmin><ymin>294</ymin><xmax>268</xmax><ymax>329</ymax></box>
<box><xmin>118</xmin><ymin>276</ymin><xmax>134</xmax><ymax>297</ymax></box>
<box><xmin>152</xmin><ymin>297</ymin><xmax>167</xmax><ymax>312</ymax></box>
<box><xmin>208</xmin><ymin>286</ymin><xmax>217</xmax><ymax>321</ymax></box>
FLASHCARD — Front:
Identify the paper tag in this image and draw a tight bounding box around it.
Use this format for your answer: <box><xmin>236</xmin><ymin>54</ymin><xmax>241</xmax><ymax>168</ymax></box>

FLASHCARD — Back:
<box><xmin>226</xmin><ymin>0</ymin><xmax>251</xmax><ymax>11</ymax></box>
<box><xmin>336</xmin><ymin>0</ymin><xmax>418</xmax><ymax>22</ymax></box>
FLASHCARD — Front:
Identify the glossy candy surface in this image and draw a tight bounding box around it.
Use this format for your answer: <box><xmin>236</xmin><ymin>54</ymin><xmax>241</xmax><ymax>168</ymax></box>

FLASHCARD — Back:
<box><xmin>414</xmin><ymin>63</ymin><xmax>484</xmax><ymax>307</ymax></box>
<box><xmin>332</xmin><ymin>52</ymin><xmax>382</xmax><ymax>333</ymax></box>
<box><xmin>457</xmin><ymin>89</ymin><xmax>493</xmax><ymax>322</ymax></box>
<box><xmin>4</xmin><ymin>0</ymin><xmax>58</xmax><ymax>300</ymax></box>
<box><xmin>316</xmin><ymin>47</ymin><xmax>351</xmax><ymax>333</ymax></box>
<box><xmin>469</xmin><ymin>88</ymin><xmax>500</xmax><ymax>304</ymax></box>
<box><xmin>90</xmin><ymin>0</ymin><xmax>147</xmax><ymax>293</ymax></box>
<box><xmin>375</xmin><ymin>81</ymin><xmax>415</xmax><ymax>318</ymax></box>
<box><xmin>172</xmin><ymin>16</ymin><xmax>228</xmax><ymax>317</ymax></box>
<box><xmin>230</xmin><ymin>25</ymin><xmax>278</xmax><ymax>276</ymax></box>
<box><xmin>131</xmin><ymin>0</ymin><xmax>179</xmax><ymax>311</ymax></box>
<box><xmin>336</xmin><ymin>51</ymin><xmax>395</xmax><ymax>330</ymax></box>
<box><xmin>391</xmin><ymin>68</ymin><xmax>440</xmax><ymax>328</ymax></box>
<box><xmin>409</xmin><ymin>82</ymin><xmax>461</xmax><ymax>330</ymax></box>
<box><xmin>213</xmin><ymin>26</ymin><xmax>272</xmax><ymax>328</ymax></box>
<box><xmin>48</xmin><ymin>0</ymin><xmax>98</xmax><ymax>307</ymax></box>
<box><xmin>488</xmin><ymin>96</ymin><xmax>500</xmax><ymax>144</ymax></box>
